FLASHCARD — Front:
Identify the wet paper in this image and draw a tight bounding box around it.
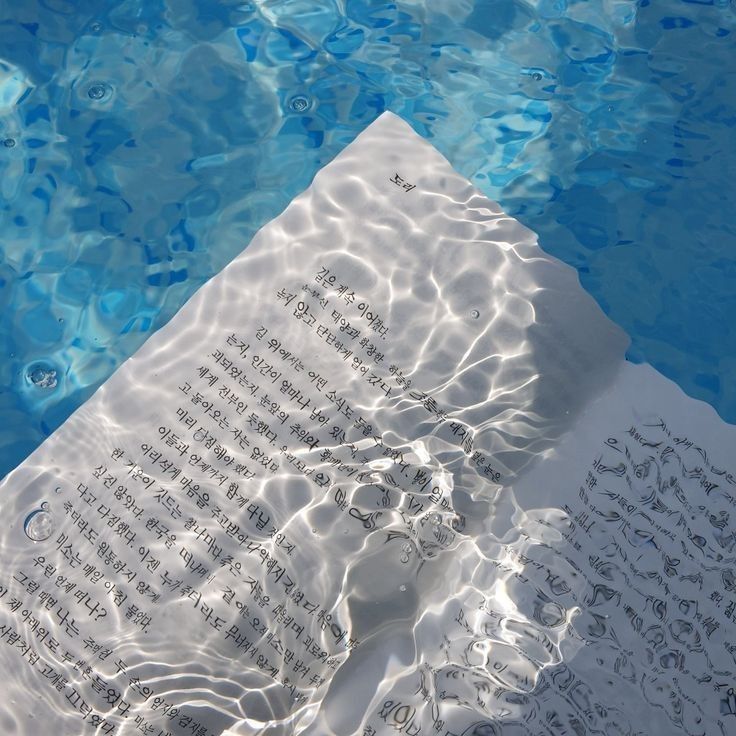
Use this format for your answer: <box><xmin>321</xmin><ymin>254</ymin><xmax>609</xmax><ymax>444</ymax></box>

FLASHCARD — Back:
<box><xmin>0</xmin><ymin>112</ymin><xmax>732</xmax><ymax>736</ymax></box>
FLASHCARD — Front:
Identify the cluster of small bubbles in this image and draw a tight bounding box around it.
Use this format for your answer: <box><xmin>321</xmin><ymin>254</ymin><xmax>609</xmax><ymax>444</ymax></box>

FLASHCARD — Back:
<box><xmin>401</xmin><ymin>542</ymin><xmax>412</xmax><ymax>553</ymax></box>
<box><xmin>289</xmin><ymin>95</ymin><xmax>311</xmax><ymax>113</ymax></box>
<box><xmin>3</xmin><ymin>137</ymin><xmax>16</xmax><ymax>148</ymax></box>
<box><xmin>607</xmin><ymin>105</ymin><xmax>614</xmax><ymax>112</ymax></box>
<box><xmin>27</xmin><ymin>363</ymin><xmax>58</xmax><ymax>389</ymax></box>
<box><xmin>87</xmin><ymin>81</ymin><xmax>111</xmax><ymax>101</ymax></box>
<box><xmin>470</xmin><ymin>309</ymin><xmax>480</xmax><ymax>319</ymax></box>
<box><xmin>531</xmin><ymin>72</ymin><xmax>543</xmax><ymax>81</ymax></box>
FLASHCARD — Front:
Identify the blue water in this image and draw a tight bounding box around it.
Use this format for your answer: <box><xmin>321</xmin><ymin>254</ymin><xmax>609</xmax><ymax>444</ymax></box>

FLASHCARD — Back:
<box><xmin>0</xmin><ymin>0</ymin><xmax>734</xmax><ymax>480</ymax></box>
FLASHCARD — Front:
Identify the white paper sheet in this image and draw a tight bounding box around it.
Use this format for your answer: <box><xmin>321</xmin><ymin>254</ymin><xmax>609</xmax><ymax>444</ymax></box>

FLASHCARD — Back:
<box><xmin>0</xmin><ymin>112</ymin><xmax>731</xmax><ymax>736</ymax></box>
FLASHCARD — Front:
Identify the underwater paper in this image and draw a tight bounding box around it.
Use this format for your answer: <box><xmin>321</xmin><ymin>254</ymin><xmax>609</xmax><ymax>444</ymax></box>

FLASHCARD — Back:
<box><xmin>0</xmin><ymin>112</ymin><xmax>732</xmax><ymax>736</ymax></box>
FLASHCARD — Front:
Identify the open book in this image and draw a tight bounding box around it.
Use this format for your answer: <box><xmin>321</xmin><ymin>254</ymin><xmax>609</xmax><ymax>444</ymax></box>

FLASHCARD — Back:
<box><xmin>1</xmin><ymin>112</ymin><xmax>733</xmax><ymax>736</ymax></box>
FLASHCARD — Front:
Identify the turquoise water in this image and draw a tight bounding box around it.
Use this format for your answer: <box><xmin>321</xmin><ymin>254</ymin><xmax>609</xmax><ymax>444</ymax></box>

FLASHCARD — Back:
<box><xmin>0</xmin><ymin>0</ymin><xmax>734</xmax><ymax>480</ymax></box>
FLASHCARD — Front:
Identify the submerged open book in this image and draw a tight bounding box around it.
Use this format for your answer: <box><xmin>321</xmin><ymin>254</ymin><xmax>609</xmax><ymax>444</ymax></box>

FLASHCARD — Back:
<box><xmin>1</xmin><ymin>112</ymin><xmax>734</xmax><ymax>736</ymax></box>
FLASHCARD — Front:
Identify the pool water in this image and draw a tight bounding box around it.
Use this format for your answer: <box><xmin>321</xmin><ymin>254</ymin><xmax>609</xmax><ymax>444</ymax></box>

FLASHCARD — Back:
<box><xmin>0</xmin><ymin>0</ymin><xmax>734</xmax><ymax>480</ymax></box>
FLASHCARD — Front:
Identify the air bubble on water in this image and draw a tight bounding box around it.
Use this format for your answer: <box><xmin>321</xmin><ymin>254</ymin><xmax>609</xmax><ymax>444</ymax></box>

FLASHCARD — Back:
<box><xmin>531</xmin><ymin>72</ymin><xmax>543</xmax><ymax>81</ymax></box>
<box><xmin>54</xmin><ymin>487</ymin><xmax>62</xmax><ymax>494</ymax></box>
<box><xmin>401</xmin><ymin>542</ymin><xmax>412</xmax><ymax>553</ymax></box>
<box><xmin>431</xmin><ymin>513</ymin><xmax>441</xmax><ymax>525</ymax></box>
<box><xmin>41</xmin><ymin>502</ymin><xmax>49</xmax><ymax>511</ymax></box>
<box><xmin>90</xmin><ymin>21</ymin><xmax>102</xmax><ymax>32</ymax></box>
<box><xmin>470</xmin><ymin>309</ymin><xmax>480</xmax><ymax>319</ymax></box>
<box><xmin>311</xmin><ymin>528</ymin><xmax>316</xmax><ymax>534</ymax></box>
<box><xmin>3</xmin><ymin>137</ymin><xmax>16</xmax><ymax>148</ymax></box>
<box><xmin>27</xmin><ymin>363</ymin><xmax>58</xmax><ymax>389</ymax></box>
<box><xmin>87</xmin><ymin>81</ymin><xmax>112</xmax><ymax>101</ymax></box>
<box><xmin>289</xmin><ymin>95</ymin><xmax>311</xmax><ymax>113</ymax></box>
<box><xmin>607</xmin><ymin>105</ymin><xmax>614</xmax><ymax>112</ymax></box>
<box><xmin>399</xmin><ymin>584</ymin><xmax>406</xmax><ymax>592</ymax></box>
<box><xmin>24</xmin><ymin>507</ymin><xmax>54</xmax><ymax>542</ymax></box>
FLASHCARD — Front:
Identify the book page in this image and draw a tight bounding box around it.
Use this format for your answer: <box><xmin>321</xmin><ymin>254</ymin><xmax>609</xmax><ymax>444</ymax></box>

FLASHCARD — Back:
<box><xmin>366</xmin><ymin>361</ymin><xmax>736</xmax><ymax>736</ymax></box>
<box><xmin>0</xmin><ymin>110</ymin><xmax>657</xmax><ymax>736</ymax></box>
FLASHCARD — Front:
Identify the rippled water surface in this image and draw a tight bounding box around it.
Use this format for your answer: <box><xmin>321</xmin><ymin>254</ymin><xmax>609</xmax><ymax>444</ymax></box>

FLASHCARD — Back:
<box><xmin>0</xmin><ymin>1</ymin><xmax>735</xmax><ymax>477</ymax></box>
